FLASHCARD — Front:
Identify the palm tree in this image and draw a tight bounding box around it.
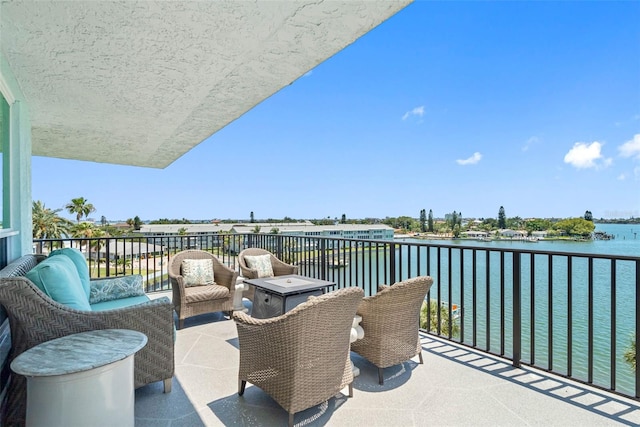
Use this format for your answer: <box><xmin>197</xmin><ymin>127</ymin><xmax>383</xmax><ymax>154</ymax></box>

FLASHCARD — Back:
<box><xmin>115</xmin><ymin>257</ymin><xmax>131</xmax><ymax>275</ymax></box>
<box><xmin>71</xmin><ymin>221</ymin><xmax>98</xmax><ymax>254</ymax></box>
<box><xmin>177</xmin><ymin>227</ymin><xmax>189</xmax><ymax>249</ymax></box>
<box><xmin>420</xmin><ymin>300</ymin><xmax>460</xmax><ymax>337</ymax></box>
<box><xmin>87</xmin><ymin>228</ymin><xmax>106</xmax><ymax>275</ymax></box>
<box><xmin>133</xmin><ymin>216</ymin><xmax>142</xmax><ymax>230</ymax></box>
<box><xmin>65</xmin><ymin>197</ymin><xmax>96</xmax><ymax>223</ymax></box>
<box><xmin>32</xmin><ymin>201</ymin><xmax>73</xmax><ymax>251</ymax></box>
<box><xmin>624</xmin><ymin>335</ymin><xmax>636</xmax><ymax>372</ymax></box>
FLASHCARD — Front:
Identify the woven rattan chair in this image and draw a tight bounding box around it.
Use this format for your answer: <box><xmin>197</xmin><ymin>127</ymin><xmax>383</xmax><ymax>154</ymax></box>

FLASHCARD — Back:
<box><xmin>0</xmin><ymin>255</ymin><xmax>175</xmax><ymax>426</ymax></box>
<box><xmin>168</xmin><ymin>250</ymin><xmax>238</xmax><ymax>329</ymax></box>
<box><xmin>234</xmin><ymin>287</ymin><xmax>364</xmax><ymax>427</ymax></box>
<box><xmin>237</xmin><ymin>248</ymin><xmax>299</xmax><ymax>301</ymax></box>
<box><xmin>350</xmin><ymin>276</ymin><xmax>433</xmax><ymax>385</ymax></box>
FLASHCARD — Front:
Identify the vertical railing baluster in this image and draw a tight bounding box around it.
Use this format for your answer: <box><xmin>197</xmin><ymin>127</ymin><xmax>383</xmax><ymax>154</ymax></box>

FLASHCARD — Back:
<box><xmin>368</xmin><ymin>242</ymin><xmax>373</xmax><ymax>292</ymax></box>
<box><xmin>105</xmin><ymin>239</ymin><xmax>111</xmax><ymax>278</ymax></box>
<box><xmin>319</xmin><ymin>239</ymin><xmax>326</xmax><ymax>281</ymax></box>
<box><xmin>588</xmin><ymin>257</ymin><xmax>594</xmax><ymax>385</ymax></box>
<box><xmin>360</xmin><ymin>241</ymin><xmax>366</xmax><ymax>290</ymax></box>
<box><xmin>513</xmin><ymin>252</ymin><xmax>521</xmax><ymax>367</ymax></box>
<box><xmin>486</xmin><ymin>250</ymin><xmax>491</xmax><ymax>352</ymax></box>
<box><xmin>448</xmin><ymin>247</ymin><xmax>453</xmax><ymax>339</ymax></box>
<box><xmin>567</xmin><ymin>256</ymin><xmax>572</xmax><ymax>378</ymax></box>
<box><xmin>530</xmin><ymin>253</ymin><xmax>535</xmax><ymax>365</ymax></box>
<box><xmin>500</xmin><ymin>251</ymin><xmax>505</xmax><ymax>357</ymax></box>
<box><xmin>548</xmin><ymin>254</ymin><xmax>554</xmax><ymax>371</ymax></box>
<box><xmin>472</xmin><ymin>248</ymin><xmax>477</xmax><ymax>348</ymax></box>
<box><xmin>611</xmin><ymin>259</ymin><xmax>616</xmax><ymax>391</ymax></box>
<box><xmin>460</xmin><ymin>248</ymin><xmax>465</xmax><ymax>343</ymax></box>
<box><xmin>408</xmin><ymin>244</ymin><xmax>412</xmax><ymax>280</ymax></box>
<box><xmin>398</xmin><ymin>242</ymin><xmax>403</xmax><ymax>283</ymax></box>
<box><xmin>436</xmin><ymin>247</ymin><xmax>442</xmax><ymax>336</ymax></box>
<box><xmin>389</xmin><ymin>242</ymin><xmax>396</xmax><ymax>285</ymax></box>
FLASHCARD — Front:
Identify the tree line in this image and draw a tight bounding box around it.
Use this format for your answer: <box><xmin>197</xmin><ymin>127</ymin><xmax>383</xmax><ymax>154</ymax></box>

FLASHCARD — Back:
<box><xmin>33</xmin><ymin>199</ymin><xmax>597</xmax><ymax>241</ymax></box>
<box><xmin>382</xmin><ymin>206</ymin><xmax>596</xmax><ymax>239</ymax></box>
<box><xmin>32</xmin><ymin>197</ymin><xmax>143</xmax><ymax>240</ymax></box>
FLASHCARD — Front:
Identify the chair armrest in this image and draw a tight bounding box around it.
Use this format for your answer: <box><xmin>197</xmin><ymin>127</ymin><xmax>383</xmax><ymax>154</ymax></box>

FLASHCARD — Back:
<box><xmin>168</xmin><ymin>273</ymin><xmax>186</xmax><ymax>303</ymax></box>
<box><xmin>233</xmin><ymin>310</ymin><xmax>288</xmax><ymax>327</ymax></box>
<box><xmin>212</xmin><ymin>261</ymin><xmax>238</xmax><ymax>291</ymax></box>
<box><xmin>239</xmin><ymin>265</ymin><xmax>259</xmax><ymax>280</ymax></box>
<box><xmin>271</xmin><ymin>258</ymin><xmax>298</xmax><ymax>276</ymax></box>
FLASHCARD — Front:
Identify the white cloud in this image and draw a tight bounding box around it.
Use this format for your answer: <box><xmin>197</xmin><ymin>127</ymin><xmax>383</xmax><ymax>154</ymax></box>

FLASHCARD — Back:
<box><xmin>522</xmin><ymin>136</ymin><xmax>539</xmax><ymax>152</ymax></box>
<box><xmin>402</xmin><ymin>106</ymin><xmax>425</xmax><ymax>121</ymax></box>
<box><xmin>563</xmin><ymin>141</ymin><xmax>612</xmax><ymax>169</ymax></box>
<box><xmin>456</xmin><ymin>152</ymin><xmax>482</xmax><ymax>165</ymax></box>
<box><xmin>617</xmin><ymin>173</ymin><xmax>626</xmax><ymax>180</ymax></box>
<box><xmin>618</xmin><ymin>134</ymin><xmax>640</xmax><ymax>160</ymax></box>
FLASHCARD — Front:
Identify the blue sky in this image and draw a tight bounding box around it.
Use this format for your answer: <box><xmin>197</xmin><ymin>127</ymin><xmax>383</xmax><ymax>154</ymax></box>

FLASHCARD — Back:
<box><xmin>33</xmin><ymin>1</ymin><xmax>640</xmax><ymax>222</ymax></box>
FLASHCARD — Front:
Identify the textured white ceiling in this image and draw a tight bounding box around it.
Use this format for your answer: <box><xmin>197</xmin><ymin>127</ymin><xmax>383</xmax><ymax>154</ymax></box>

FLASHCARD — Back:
<box><xmin>1</xmin><ymin>1</ymin><xmax>410</xmax><ymax>168</ymax></box>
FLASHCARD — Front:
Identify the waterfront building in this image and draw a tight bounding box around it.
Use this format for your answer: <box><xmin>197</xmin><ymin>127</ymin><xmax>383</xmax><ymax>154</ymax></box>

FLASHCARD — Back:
<box><xmin>499</xmin><ymin>229</ymin><xmax>528</xmax><ymax>238</ymax></box>
<box><xmin>461</xmin><ymin>230</ymin><xmax>489</xmax><ymax>238</ymax></box>
<box><xmin>139</xmin><ymin>222</ymin><xmax>394</xmax><ymax>251</ymax></box>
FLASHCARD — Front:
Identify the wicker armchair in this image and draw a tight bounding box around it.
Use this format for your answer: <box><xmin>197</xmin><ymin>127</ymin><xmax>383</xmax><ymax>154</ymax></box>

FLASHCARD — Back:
<box><xmin>350</xmin><ymin>276</ymin><xmax>434</xmax><ymax>385</ymax></box>
<box><xmin>237</xmin><ymin>248</ymin><xmax>299</xmax><ymax>301</ymax></box>
<box><xmin>234</xmin><ymin>287</ymin><xmax>364</xmax><ymax>427</ymax></box>
<box><xmin>0</xmin><ymin>257</ymin><xmax>175</xmax><ymax>426</ymax></box>
<box><xmin>168</xmin><ymin>250</ymin><xmax>238</xmax><ymax>329</ymax></box>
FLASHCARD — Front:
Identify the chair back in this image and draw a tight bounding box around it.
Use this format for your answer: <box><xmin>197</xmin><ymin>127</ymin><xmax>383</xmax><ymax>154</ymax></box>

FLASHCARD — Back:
<box><xmin>351</xmin><ymin>276</ymin><xmax>433</xmax><ymax>369</ymax></box>
<box><xmin>238</xmin><ymin>248</ymin><xmax>276</xmax><ymax>279</ymax></box>
<box><xmin>234</xmin><ymin>287</ymin><xmax>364</xmax><ymax>414</ymax></box>
<box><xmin>366</xmin><ymin>276</ymin><xmax>434</xmax><ymax>325</ymax></box>
<box><xmin>168</xmin><ymin>249</ymin><xmax>216</xmax><ymax>278</ymax></box>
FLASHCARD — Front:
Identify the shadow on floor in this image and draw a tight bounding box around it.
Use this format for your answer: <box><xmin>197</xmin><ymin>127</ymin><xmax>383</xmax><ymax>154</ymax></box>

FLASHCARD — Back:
<box><xmin>207</xmin><ymin>385</ymin><xmax>350</xmax><ymax>426</ymax></box>
<box><xmin>421</xmin><ymin>334</ymin><xmax>640</xmax><ymax>426</ymax></box>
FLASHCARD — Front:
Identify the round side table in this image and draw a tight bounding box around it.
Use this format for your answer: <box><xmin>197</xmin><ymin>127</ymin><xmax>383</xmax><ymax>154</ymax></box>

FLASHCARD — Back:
<box><xmin>11</xmin><ymin>329</ymin><xmax>147</xmax><ymax>427</ymax></box>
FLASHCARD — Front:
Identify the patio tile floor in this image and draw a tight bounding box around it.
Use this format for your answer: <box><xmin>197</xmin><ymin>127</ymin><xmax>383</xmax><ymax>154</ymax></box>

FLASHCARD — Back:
<box><xmin>135</xmin><ymin>298</ymin><xmax>640</xmax><ymax>426</ymax></box>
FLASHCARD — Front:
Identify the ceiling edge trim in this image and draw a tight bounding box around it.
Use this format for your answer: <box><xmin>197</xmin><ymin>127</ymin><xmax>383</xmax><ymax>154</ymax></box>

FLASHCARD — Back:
<box><xmin>0</xmin><ymin>73</ymin><xmax>16</xmax><ymax>105</ymax></box>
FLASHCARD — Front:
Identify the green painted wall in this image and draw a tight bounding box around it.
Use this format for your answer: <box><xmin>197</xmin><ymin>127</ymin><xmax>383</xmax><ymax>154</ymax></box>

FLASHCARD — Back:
<box><xmin>0</xmin><ymin>51</ymin><xmax>33</xmax><ymax>260</ymax></box>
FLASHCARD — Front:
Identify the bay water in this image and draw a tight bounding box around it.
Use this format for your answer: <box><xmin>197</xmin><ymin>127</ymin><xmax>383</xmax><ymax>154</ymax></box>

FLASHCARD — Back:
<box><xmin>337</xmin><ymin>223</ymin><xmax>639</xmax><ymax>396</ymax></box>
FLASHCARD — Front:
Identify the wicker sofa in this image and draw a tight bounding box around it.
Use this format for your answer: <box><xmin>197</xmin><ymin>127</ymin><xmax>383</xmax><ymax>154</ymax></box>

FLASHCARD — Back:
<box><xmin>0</xmin><ymin>253</ymin><xmax>175</xmax><ymax>426</ymax></box>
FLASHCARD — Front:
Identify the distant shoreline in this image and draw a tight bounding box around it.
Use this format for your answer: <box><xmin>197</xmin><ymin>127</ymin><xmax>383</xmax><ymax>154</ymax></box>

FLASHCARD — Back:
<box><xmin>393</xmin><ymin>233</ymin><xmax>593</xmax><ymax>242</ymax></box>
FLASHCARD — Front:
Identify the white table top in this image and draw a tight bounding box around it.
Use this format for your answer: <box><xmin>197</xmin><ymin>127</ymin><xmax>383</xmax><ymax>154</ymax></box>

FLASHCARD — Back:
<box><xmin>11</xmin><ymin>329</ymin><xmax>147</xmax><ymax>377</ymax></box>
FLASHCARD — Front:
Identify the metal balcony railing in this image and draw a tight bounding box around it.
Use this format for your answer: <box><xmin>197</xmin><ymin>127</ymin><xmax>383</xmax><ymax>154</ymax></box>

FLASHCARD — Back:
<box><xmin>34</xmin><ymin>233</ymin><xmax>639</xmax><ymax>401</ymax></box>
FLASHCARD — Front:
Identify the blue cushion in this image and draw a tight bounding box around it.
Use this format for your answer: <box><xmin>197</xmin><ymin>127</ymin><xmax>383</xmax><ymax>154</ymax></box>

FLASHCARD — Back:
<box><xmin>49</xmin><ymin>248</ymin><xmax>91</xmax><ymax>300</ymax></box>
<box><xmin>89</xmin><ymin>275</ymin><xmax>145</xmax><ymax>304</ymax></box>
<box><xmin>26</xmin><ymin>256</ymin><xmax>91</xmax><ymax>311</ymax></box>
<box><xmin>90</xmin><ymin>295</ymin><xmax>151</xmax><ymax>311</ymax></box>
